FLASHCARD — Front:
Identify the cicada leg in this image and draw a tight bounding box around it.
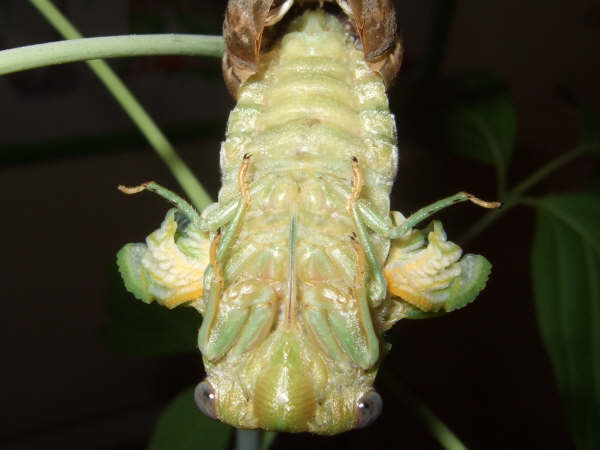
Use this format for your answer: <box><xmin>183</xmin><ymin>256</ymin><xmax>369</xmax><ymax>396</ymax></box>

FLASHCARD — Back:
<box><xmin>119</xmin><ymin>181</ymin><xmax>203</xmax><ymax>228</ymax></box>
<box><xmin>348</xmin><ymin>157</ymin><xmax>387</xmax><ymax>305</ymax></box>
<box><xmin>198</xmin><ymin>230</ymin><xmax>227</xmax><ymax>359</ymax></box>
<box><xmin>303</xmin><ymin>234</ymin><xmax>380</xmax><ymax>370</ymax></box>
<box><xmin>355</xmin><ymin>190</ymin><xmax>498</xmax><ymax>321</ymax></box>
<box><xmin>202</xmin><ymin>168</ymin><xmax>277</xmax><ymax>233</ymax></box>
<box><xmin>357</xmin><ymin>191</ymin><xmax>501</xmax><ymax>239</ymax></box>
<box><xmin>347</xmin><ymin>234</ymin><xmax>379</xmax><ymax>368</ymax></box>
<box><xmin>198</xmin><ymin>154</ymin><xmax>254</xmax><ymax>360</ymax></box>
<box><xmin>216</xmin><ymin>154</ymin><xmax>252</xmax><ymax>261</ymax></box>
<box><xmin>382</xmin><ymin>300</ymin><xmax>445</xmax><ymax>329</ymax></box>
<box><xmin>201</xmin><ymin>199</ymin><xmax>240</xmax><ymax>233</ymax></box>
<box><xmin>345</xmin><ymin>185</ymin><xmax>498</xmax><ymax>319</ymax></box>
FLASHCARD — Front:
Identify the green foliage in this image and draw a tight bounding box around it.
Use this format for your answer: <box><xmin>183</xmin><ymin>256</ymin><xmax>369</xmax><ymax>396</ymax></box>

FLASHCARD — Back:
<box><xmin>532</xmin><ymin>193</ymin><xmax>600</xmax><ymax>449</ymax></box>
<box><xmin>441</xmin><ymin>73</ymin><xmax>517</xmax><ymax>176</ymax></box>
<box><xmin>100</xmin><ymin>266</ymin><xmax>199</xmax><ymax>356</ymax></box>
<box><xmin>442</xmin><ymin>73</ymin><xmax>600</xmax><ymax>450</ymax></box>
<box><xmin>148</xmin><ymin>387</ymin><xmax>232</xmax><ymax>450</ymax></box>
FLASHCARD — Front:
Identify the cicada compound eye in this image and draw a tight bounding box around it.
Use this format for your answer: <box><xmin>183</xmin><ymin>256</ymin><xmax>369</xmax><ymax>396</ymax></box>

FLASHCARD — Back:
<box><xmin>355</xmin><ymin>390</ymin><xmax>383</xmax><ymax>429</ymax></box>
<box><xmin>194</xmin><ymin>381</ymin><xmax>218</xmax><ymax>420</ymax></box>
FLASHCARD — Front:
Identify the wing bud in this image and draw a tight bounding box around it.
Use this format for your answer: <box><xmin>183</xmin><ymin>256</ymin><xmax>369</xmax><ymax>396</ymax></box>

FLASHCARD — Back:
<box><xmin>384</xmin><ymin>220</ymin><xmax>491</xmax><ymax>314</ymax></box>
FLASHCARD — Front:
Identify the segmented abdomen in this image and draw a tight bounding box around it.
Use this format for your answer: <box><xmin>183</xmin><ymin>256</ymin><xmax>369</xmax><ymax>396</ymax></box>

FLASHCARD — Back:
<box><xmin>202</xmin><ymin>11</ymin><xmax>398</xmax><ymax>432</ymax></box>
<box><xmin>216</xmin><ymin>10</ymin><xmax>398</xmax><ymax>341</ymax></box>
<box><xmin>220</xmin><ymin>12</ymin><xmax>397</xmax><ymax>212</ymax></box>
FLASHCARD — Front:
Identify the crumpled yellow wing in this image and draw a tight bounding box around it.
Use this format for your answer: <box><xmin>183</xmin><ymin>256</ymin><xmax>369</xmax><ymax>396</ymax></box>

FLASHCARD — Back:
<box><xmin>117</xmin><ymin>209</ymin><xmax>210</xmax><ymax>309</ymax></box>
<box><xmin>383</xmin><ymin>219</ymin><xmax>491</xmax><ymax>314</ymax></box>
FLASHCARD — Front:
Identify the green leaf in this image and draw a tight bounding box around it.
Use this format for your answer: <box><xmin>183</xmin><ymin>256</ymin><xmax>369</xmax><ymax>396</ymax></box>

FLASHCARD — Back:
<box><xmin>100</xmin><ymin>265</ymin><xmax>199</xmax><ymax>356</ymax></box>
<box><xmin>531</xmin><ymin>193</ymin><xmax>600</xmax><ymax>449</ymax></box>
<box><xmin>441</xmin><ymin>72</ymin><xmax>517</xmax><ymax>172</ymax></box>
<box><xmin>148</xmin><ymin>387</ymin><xmax>232</xmax><ymax>450</ymax></box>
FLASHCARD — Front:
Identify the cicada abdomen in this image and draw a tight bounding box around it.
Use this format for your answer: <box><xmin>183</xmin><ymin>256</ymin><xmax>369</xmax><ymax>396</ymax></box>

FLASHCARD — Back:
<box><xmin>118</xmin><ymin>0</ymin><xmax>494</xmax><ymax>435</ymax></box>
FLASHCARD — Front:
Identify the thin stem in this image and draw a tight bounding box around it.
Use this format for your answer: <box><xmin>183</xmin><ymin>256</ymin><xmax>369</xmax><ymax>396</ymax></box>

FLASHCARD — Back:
<box><xmin>260</xmin><ymin>432</ymin><xmax>277</xmax><ymax>450</ymax></box>
<box><xmin>510</xmin><ymin>147</ymin><xmax>584</xmax><ymax>198</ymax></box>
<box><xmin>236</xmin><ymin>429</ymin><xmax>260</xmax><ymax>450</ymax></box>
<box><xmin>459</xmin><ymin>146</ymin><xmax>584</xmax><ymax>244</ymax></box>
<box><xmin>0</xmin><ymin>34</ymin><xmax>223</xmax><ymax>76</ymax></box>
<box><xmin>381</xmin><ymin>372</ymin><xmax>468</xmax><ymax>450</ymax></box>
<box><xmin>28</xmin><ymin>0</ymin><xmax>213</xmax><ymax>210</ymax></box>
<box><xmin>518</xmin><ymin>197</ymin><xmax>539</xmax><ymax>208</ymax></box>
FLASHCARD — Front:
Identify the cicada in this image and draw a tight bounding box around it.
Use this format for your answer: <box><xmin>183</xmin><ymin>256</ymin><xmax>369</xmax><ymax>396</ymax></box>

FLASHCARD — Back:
<box><xmin>117</xmin><ymin>0</ymin><xmax>498</xmax><ymax>435</ymax></box>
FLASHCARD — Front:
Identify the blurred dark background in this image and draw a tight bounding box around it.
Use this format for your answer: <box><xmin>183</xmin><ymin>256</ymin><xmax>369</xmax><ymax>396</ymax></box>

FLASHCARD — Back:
<box><xmin>1</xmin><ymin>1</ymin><xmax>599</xmax><ymax>449</ymax></box>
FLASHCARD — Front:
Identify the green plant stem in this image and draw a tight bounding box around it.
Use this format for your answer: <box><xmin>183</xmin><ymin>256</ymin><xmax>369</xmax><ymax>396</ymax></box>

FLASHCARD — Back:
<box><xmin>381</xmin><ymin>372</ymin><xmax>468</xmax><ymax>450</ymax></box>
<box><xmin>510</xmin><ymin>147</ymin><xmax>584</xmax><ymax>197</ymax></box>
<box><xmin>459</xmin><ymin>146</ymin><xmax>584</xmax><ymax>244</ymax></box>
<box><xmin>260</xmin><ymin>431</ymin><xmax>277</xmax><ymax>450</ymax></box>
<box><xmin>236</xmin><ymin>429</ymin><xmax>260</xmax><ymax>450</ymax></box>
<box><xmin>28</xmin><ymin>0</ymin><xmax>213</xmax><ymax>210</ymax></box>
<box><xmin>0</xmin><ymin>34</ymin><xmax>223</xmax><ymax>76</ymax></box>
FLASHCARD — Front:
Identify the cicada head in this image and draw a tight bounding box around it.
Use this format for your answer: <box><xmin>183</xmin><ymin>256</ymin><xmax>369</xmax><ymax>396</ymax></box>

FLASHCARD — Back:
<box><xmin>196</xmin><ymin>325</ymin><xmax>383</xmax><ymax>434</ymax></box>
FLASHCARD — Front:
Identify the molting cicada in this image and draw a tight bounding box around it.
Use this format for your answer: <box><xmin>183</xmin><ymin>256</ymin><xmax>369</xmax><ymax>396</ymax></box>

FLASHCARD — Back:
<box><xmin>117</xmin><ymin>0</ymin><xmax>498</xmax><ymax>435</ymax></box>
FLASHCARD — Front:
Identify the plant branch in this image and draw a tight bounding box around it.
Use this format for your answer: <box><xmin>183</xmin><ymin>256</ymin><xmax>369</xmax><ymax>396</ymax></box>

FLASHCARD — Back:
<box><xmin>260</xmin><ymin>431</ymin><xmax>277</xmax><ymax>450</ymax></box>
<box><xmin>509</xmin><ymin>146</ymin><xmax>584</xmax><ymax>198</ymax></box>
<box><xmin>27</xmin><ymin>0</ymin><xmax>213</xmax><ymax>210</ymax></box>
<box><xmin>381</xmin><ymin>372</ymin><xmax>468</xmax><ymax>450</ymax></box>
<box><xmin>236</xmin><ymin>429</ymin><xmax>260</xmax><ymax>450</ymax></box>
<box><xmin>0</xmin><ymin>34</ymin><xmax>223</xmax><ymax>76</ymax></box>
<box><xmin>458</xmin><ymin>146</ymin><xmax>584</xmax><ymax>244</ymax></box>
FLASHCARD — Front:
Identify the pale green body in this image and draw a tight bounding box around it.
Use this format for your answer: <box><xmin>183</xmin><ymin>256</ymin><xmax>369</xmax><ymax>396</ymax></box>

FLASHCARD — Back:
<box><xmin>118</xmin><ymin>9</ymin><xmax>492</xmax><ymax>436</ymax></box>
<box><xmin>204</xmin><ymin>12</ymin><xmax>396</xmax><ymax>433</ymax></box>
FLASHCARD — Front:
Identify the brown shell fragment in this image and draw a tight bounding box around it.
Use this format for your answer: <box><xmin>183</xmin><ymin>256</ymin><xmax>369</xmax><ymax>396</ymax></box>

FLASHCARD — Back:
<box><xmin>367</xmin><ymin>34</ymin><xmax>403</xmax><ymax>89</ymax></box>
<box><xmin>347</xmin><ymin>0</ymin><xmax>397</xmax><ymax>60</ymax></box>
<box><xmin>223</xmin><ymin>0</ymin><xmax>275</xmax><ymax>97</ymax></box>
<box><xmin>222</xmin><ymin>0</ymin><xmax>403</xmax><ymax>95</ymax></box>
<box><xmin>345</xmin><ymin>0</ymin><xmax>402</xmax><ymax>88</ymax></box>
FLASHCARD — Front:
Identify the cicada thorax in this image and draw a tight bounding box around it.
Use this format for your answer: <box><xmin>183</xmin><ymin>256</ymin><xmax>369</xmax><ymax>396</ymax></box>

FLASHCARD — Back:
<box><xmin>198</xmin><ymin>9</ymin><xmax>397</xmax><ymax>434</ymax></box>
<box><xmin>222</xmin><ymin>0</ymin><xmax>403</xmax><ymax>97</ymax></box>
